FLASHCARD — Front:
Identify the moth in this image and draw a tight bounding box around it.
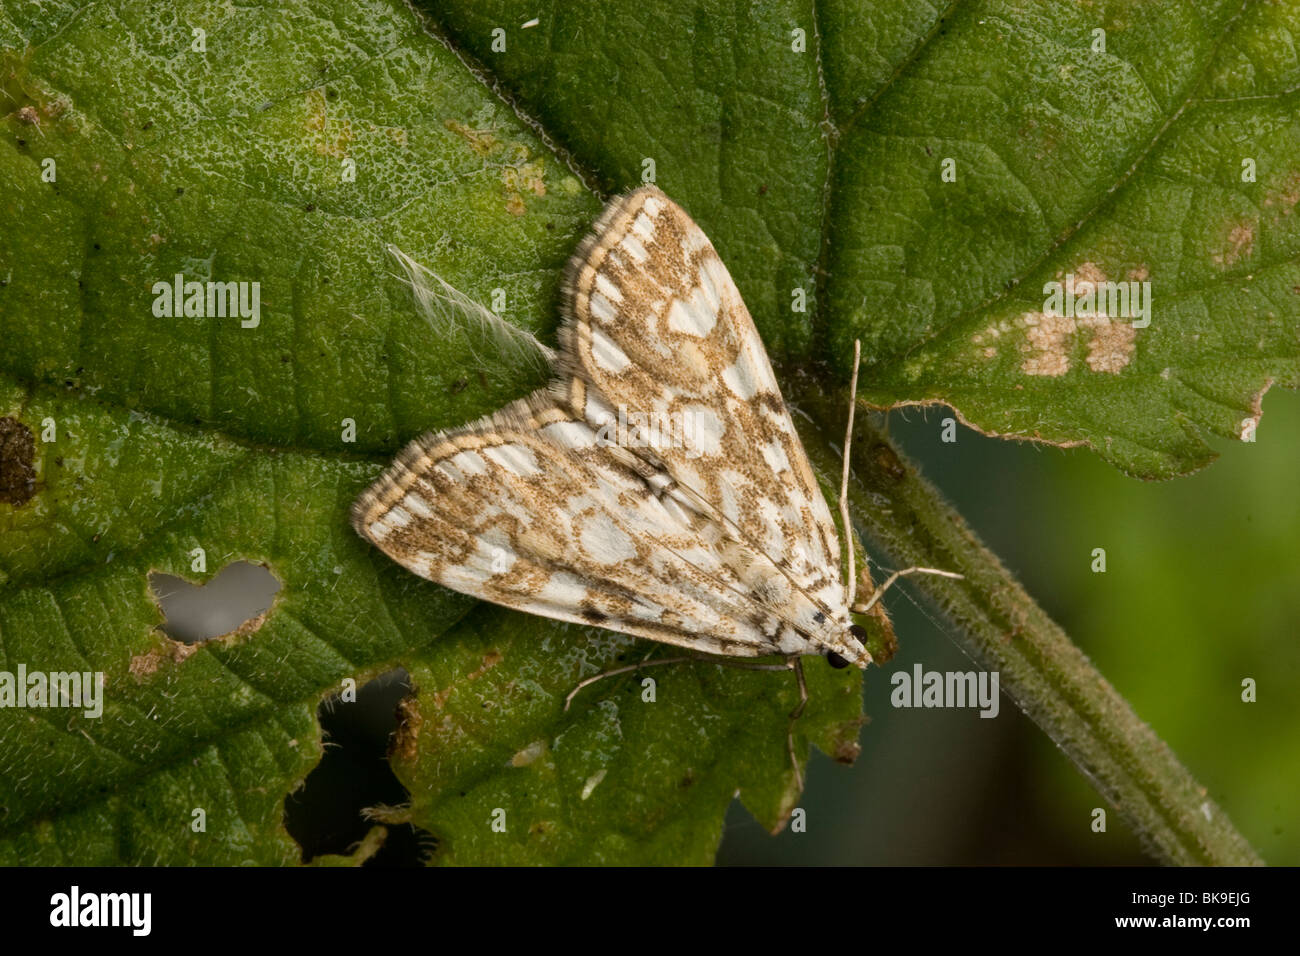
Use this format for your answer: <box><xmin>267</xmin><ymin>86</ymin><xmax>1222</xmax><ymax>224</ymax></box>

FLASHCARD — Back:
<box><xmin>353</xmin><ymin>187</ymin><xmax>947</xmax><ymax>763</ymax></box>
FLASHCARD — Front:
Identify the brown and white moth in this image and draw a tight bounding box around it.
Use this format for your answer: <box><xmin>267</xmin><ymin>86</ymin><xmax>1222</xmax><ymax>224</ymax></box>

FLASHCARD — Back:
<box><xmin>353</xmin><ymin>187</ymin><xmax>920</xmax><ymax>687</ymax></box>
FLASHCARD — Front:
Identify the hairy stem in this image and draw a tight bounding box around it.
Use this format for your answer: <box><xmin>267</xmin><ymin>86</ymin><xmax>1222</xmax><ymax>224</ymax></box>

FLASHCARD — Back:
<box><xmin>792</xmin><ymin>376</ymin><xmax>1263</xmax><ymax>866</ymax></box>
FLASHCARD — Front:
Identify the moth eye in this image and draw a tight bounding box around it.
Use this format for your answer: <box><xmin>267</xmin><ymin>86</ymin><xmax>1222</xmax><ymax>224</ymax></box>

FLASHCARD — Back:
<box><xmin>826</xmin><ymin>650</ymin><xmax>851</xmax><ymax>669</ymax></box>
<box><xmin>848</xmin><ymin>623</ymin><xmax>867</xmax><ymax>642</ymax></box>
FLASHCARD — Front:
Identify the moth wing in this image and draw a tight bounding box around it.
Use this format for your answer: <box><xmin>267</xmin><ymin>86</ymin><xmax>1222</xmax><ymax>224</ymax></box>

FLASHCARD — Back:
<box><xmin>351</xmin><ymin>388</ymin><xmax>807</xmax><ymax>658</ymax></box>
<box><xmin>559</xmin><ymin>187</ymin><xmax>845</xmax><ymax>619</ymax></box>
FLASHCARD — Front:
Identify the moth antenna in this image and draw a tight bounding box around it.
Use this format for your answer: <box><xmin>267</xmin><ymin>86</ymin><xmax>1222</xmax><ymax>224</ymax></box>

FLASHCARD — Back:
<box><xmin>385</xmin><ymin>244</ymin><xmax>556</xmax><ymax>374</ymax></box>
<box><xmin>841</xmin><ymin>339</ymin><xmax>861</xmax><ymax>608</ymax></box>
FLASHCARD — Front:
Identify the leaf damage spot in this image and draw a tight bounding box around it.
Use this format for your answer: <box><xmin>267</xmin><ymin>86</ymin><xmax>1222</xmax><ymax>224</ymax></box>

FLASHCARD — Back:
<box><xmin>444</xmin><ymin>118</ymin><xmax>498</xmax><ymax>155</ymax></box>
<box><xmin>391</xmin><ymin>689</ymin><xmax>423</xmax><ymax>763</ymax></box>
<box><xmin>1019</xmin><ymin>311</ymin><xmax>1077</xmax><ymax>376</ymax></box>
<box><xmin>128</xmin><ymin>638</ymin><xmax>199</xmax><ymax>679</ymax></box>
<box><xmin>1212</xmin><ymin>220</ymin><xmax>1255</xmax><ymax>267</ymax></box>
<box><xmin>580</xmin><ymin>768</ymin><xmax>607</xmax><ymax>800</ymax></box>
<box><xmin>1262</xmin><ymin>169</ymin><xmax>1300</xmax><ymax>218</ymax></box>
<box><xmin>1016</xmin><ymin>263</ymin><xmax>1138</xmax><ymax>376</ymax></box>
<box><xmin>971</xmin><ymin>318</ymin><xmax>1013</xmax><ymax>360</ymax></box>
<box><xmin>305</xmin><ymin>87</ymin><xmax>353</xmax><ymax>159</ymax></box>
<box><xmin>510</xmin><ymin>738</ymin><xmax>546</xmax><ymax>767</ymax></box>
<box><xmin>1238</xmin><ymin>377</ymin><xmax>1272</xmax><ymax>442</ymax></box>
<box><xmin>828</xmin><ymin>714</ymin><xmax>867</xmax><ymax>766</ymax></box>
<box><xmin>853</xmin><ymin>566</ymin><xmax>898</xmax><ymax>660</ymax></box>
<box><xmin>501</xmin><ymin>160</ymin><xmax>546</xmax><ymax>215</ymax></box>
<box><xmin>832</xmin><ymin>738</ymin><xmax>862</xmax><ymax>764</ymax></box>
<box><xmin>1082</xmin><ymin>318</ymin><xmax>1136</xmax><ymax>373</ymax></box>
<box><xmin>443</xmin><ymin>119</ymin><xmax>546</xmax><ymax>215</ymax></box>
<box><xmin>0</xmin><ymin>416</ymin><xmax>37</xmax><ymax>506</ymax></box>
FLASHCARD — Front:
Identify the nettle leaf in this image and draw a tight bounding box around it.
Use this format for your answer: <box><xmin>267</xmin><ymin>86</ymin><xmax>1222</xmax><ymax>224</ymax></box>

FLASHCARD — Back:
<box><xmin>441</xmin><ymin>0</ymin><xmax>1300</xmax><ymax>478</ymax></box>
<box><xmin>0</xmin><ymin>0</ymin><xmax>861</xmax><ymax>866</ymax></box>
<box><xmin>818</xmin><ymin>0</ymin><xmax>1300</xmax><ymax>478</ymax></box>
<box><xmin>1</xmin><ymin>0</ymin><xmax>1294</xmax><ymax>865</ymax></box>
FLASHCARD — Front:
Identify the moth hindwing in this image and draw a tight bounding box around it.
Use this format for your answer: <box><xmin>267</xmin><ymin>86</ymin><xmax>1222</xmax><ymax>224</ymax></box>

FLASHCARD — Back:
<box><xmin>353</xmin><ymin>186</ymin><xmax>872</xmax><ymax>668</ymax></box>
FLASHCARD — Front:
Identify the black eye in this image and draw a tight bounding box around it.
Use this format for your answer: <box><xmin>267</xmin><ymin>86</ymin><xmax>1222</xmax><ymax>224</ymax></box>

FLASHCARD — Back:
<box><xmin>826</xmin><ymin>651</ymin><xmax>850</xmax><ymax>669</ymax></box>
<box><xmin>848</xmin><ymin>623</ymin><xmax>867</xmax><ymax>642</ymax></box>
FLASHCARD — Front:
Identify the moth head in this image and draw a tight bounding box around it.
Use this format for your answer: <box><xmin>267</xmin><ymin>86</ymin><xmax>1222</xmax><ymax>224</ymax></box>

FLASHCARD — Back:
<box><xmin>825</xmin><ymin>624</ymin><xmax>872</xmax><ymax>669</ymax></box>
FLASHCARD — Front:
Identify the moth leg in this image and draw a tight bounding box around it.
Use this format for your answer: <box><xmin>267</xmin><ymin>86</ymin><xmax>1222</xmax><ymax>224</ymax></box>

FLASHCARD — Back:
<box><xmin>788</xmin><ymin>655</ymin><xmax>809</xmax><ymax>722</ymax></box>
<box><xmin>563</xmin><ymin>652</ymin><xmax>792</xmax><ymax>711</ymax></box>
<box><xmin>563</xmin><ymin>654</ymin><xmax>697</xmax><ymax>711</ymax></box>
<box><xmin>786</xmin><ymin>656</ymin><xmax>809</xmax><ymax>791</ymax></box>
<box><xmin>564</xmin><ymin>651</ymin><xmax>810</xmax><ymax>789</ymax></box>
<box><xmin>852</xmin><ymin>566</ymin><xmax>965</xmax><ymax>615</ymax></box>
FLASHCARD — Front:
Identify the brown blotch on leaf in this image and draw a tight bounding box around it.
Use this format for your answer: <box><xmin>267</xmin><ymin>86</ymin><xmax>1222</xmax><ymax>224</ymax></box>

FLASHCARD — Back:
<box><xmin>1082</xmin><ymin>319</ymin><xmax>1137</xmax><ymax>373</ymax></box>
<box><xmin>444</xmin><ymin>118</ymin><xmax>498</xmax><ymax>156</ymax></box>
<box><xmin>0</xmin><ymin>417</ymin><xmax>37</xmax><ymax>506</ymax></box>
<box><xmin>304</xmin><ymin>87</ymin><xmax>352</xmax><ymax>159</ymax></box>
<box><xmin>833</xmin><ymin>739</ymin><xmax>863</xmax><ymax>765</ymax></box>
<box><xmin>832</xmin><ymin>743</ymin><xmax>863</xmax><ymax>764</ymax></box>
<box><xmin>1212</xmin><ymin>221</ymin><xmax>1256</xmax><ymax>267</ymax></box>
<box><xmin>130</xmin><ymin>601</ymin><xmax>269</xmax><ymax>680</ymax></box>
<box><xmin>129</xmin><ymin>638</ymin><xmax>200</xmax><ymax>679</ymax></box>
<box><xmin>1020</xmin><ymin>311</ymin><xmax>1076</xmax><ymax>376</ymax></box>
<box><xmin>1263</xmin><ymin>169</ymin><xmax>1300</xmax><ymax>217</ymax></box>
<box><xmin>472</xmin><ymin>650</ymin><xmax>503</xmax><ymax>677</ymax></box>
<box><xmin>231</xmin><ymin>610</ymin><xmax>269</xmax><ymax>639</ymax></box>
<box><xmin>390</xmin><ymin>692</ymin><xmax>423</xmax><ymax>763</ymax></box>
<box><xmin>830</xmin><ymin>715</ymin><xmax>868</xmax><ymax>765</ymax></box>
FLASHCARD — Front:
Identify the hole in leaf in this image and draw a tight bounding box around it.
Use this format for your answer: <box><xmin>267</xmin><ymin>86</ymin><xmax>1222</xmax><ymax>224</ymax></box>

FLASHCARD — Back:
<box><xmin>284</xmin><ymin>669</ymin><xmax>434</xmax><ymax>866</ymax></box>
<box><xmin>148</xmin><ymin>561</ymin><xmax>280</xmax><ymax>643</ymax></box>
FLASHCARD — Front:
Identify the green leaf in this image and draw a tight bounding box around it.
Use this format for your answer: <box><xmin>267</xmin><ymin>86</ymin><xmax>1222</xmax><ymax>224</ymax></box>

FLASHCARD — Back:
<box><xmin>388</xmin><ymin>608</ymin><xmax>863</xmax><ymax>865</ymax></box>
<box><xmin>0</xmin><ymin>0</ymin><xmax>861</xmax><ymax>865</ymax></box>
<box><xmin>819</xmin><ymin>0</ymin><xmax>1300</xmax><ymax>478</ymax></box>
<box><xmin>435</xmin><ymin>1</ymin><xmax>1300</xmax><ymax>478</ymax></box>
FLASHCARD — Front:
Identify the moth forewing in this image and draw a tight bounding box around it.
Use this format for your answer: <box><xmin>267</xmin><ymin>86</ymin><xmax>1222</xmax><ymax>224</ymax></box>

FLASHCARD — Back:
<box><xmin>353</xmin><ymin>186</ymin><xmax>873</xmax><ymax>673</ymax></box>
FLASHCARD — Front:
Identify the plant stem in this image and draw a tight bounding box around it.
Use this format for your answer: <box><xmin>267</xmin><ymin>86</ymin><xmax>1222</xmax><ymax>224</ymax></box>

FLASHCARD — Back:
<box><xmin>792</xmin><ymin>377</ymin><xmax>1263</xmax><ymax>866</ymax></box>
